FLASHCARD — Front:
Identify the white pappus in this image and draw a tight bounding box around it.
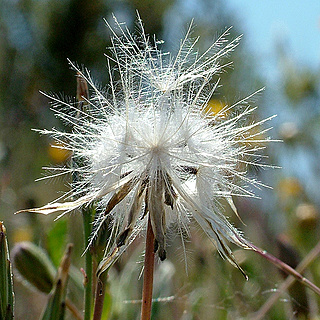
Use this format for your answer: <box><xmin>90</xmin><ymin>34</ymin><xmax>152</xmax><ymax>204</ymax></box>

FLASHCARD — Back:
<box><xmin>17</xmin><ymin>15</ymin><xmax>275</xmax><ymax>274</ymax></box>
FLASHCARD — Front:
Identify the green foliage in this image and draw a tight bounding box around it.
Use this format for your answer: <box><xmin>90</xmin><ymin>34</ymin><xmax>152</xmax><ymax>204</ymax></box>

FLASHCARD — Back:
<box><xmin>40</xmin><ymin>279</ymin><xmax>66</xmax><ymax>320</ymax></box>
<box><xmin>46</xmin><ymin>219</ymin><xmax>68</xmax><ymax>267</ymax></box>
<box><xmin>0</xmin><ymin>222</ymin><xmax>14</xmax><ymax>320</ymax></box>
<box><xmin>1</xmin><ymin>1</ymin><xmax>320</xmax><ymax>319</ymax></box>
<box><xmin>40</xmin><ymin>245</ymin><xmax>73</xmax><ymax>320</ymax></box>
<box><xmin>12</xmin><ymin>242</ymin><xmax>56</xmax><ymax>294</ymax></box>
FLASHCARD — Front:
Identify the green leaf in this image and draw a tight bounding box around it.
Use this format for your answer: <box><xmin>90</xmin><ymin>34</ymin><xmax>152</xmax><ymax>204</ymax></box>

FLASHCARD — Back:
<box><xmin>0</xmin><ymin>222</ymin><xmax>14</xmax><ymax>320</ymax></box>
<box><xmin>40</xmin><ymin>244</ymin><xmax>73</xmax><ymax>320</ymax></box>
<box><xmin>47</xmin><ymin>219</ymin><xmax>68</xmax><ymax>267</ymax></box>
<box><xmin>12</xmin><ymin>242</ymin><xmax>56</xmax><ymax>294</ymax></box>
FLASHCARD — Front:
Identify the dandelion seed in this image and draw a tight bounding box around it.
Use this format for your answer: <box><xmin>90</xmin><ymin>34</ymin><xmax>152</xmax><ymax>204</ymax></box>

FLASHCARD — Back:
<box><xmin>16</xmin><ymin>15</ymin><xmax>275</xmax><ymax>274</ymax></box>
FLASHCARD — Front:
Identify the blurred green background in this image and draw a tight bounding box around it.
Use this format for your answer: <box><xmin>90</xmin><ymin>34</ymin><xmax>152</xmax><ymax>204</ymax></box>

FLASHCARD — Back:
<box><xmin>1</xmin><ymin>0</ymin><xmax>320</xmax><ymax>319</ymax></box>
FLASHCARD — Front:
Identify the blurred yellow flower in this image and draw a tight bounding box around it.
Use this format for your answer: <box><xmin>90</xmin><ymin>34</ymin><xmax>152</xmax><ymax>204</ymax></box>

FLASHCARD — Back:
<box><xmin>48</xmin><ymin>142</ymin><xmax>72</xmax><ymax>163</ymax></box>
<box><xmin>12</xmin><ymin>227</ymin><xmax>33</xmax><ymax>243</ymax></box>
<box><xmin>278</xmin><ymin>177</ymin><xmax>302</xmax><ymax>199</ymax></box>
<box><xmin>203</xmin><ymin>99</ymin><xmax>225</xmax><ymax>117</ymax></box>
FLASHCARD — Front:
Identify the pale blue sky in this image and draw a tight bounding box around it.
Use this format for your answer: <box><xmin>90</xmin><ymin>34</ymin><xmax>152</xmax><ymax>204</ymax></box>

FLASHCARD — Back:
<box><xmin>226</xmin><ymin>1</ymin><xmax>320</xmax><ymax>82</ymax></box>
<box><xmin>224</xmin><ymin>1</ymin><xmax>320</xmax><ymax>204</ymax></box>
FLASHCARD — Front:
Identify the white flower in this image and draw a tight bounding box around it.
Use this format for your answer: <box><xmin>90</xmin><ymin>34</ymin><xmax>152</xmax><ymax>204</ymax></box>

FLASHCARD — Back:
<box><xmin>17</xmin><ymin>15</ymin><xmax>274</xmax><ymax>272</ymax></box>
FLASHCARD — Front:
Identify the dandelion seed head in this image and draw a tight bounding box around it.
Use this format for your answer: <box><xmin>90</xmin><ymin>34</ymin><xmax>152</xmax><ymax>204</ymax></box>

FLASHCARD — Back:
<box><xmin>19</xmin><ymin>15</ymin><xmax>275</xmax><ymax>272</ymax></box>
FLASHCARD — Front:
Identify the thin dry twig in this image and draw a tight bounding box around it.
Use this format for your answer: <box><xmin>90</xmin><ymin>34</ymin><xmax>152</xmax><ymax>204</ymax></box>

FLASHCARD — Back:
<box><xmin>251</xmin><ymin>240</ymin><xmax>320</xmax><ymax>320</ymax></box>
<box><xmin>65</xmin><ymin>298</ymin><xmax>84</xmax><ymax>320</ymax></box>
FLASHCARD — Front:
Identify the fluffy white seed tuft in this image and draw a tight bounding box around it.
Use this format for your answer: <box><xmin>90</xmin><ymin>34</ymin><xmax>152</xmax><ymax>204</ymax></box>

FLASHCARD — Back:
<box><xmin>17</xmin><ymin>15</ymin><xmax>275</xmax><ymax>273</ymax></box>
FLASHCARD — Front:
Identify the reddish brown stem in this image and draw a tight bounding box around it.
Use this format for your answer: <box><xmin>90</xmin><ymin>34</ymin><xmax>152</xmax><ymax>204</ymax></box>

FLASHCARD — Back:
<box><xmin>250</xmin><ymin>243</ymin><xmax>320</xmax><ymax>296</ymax></box>
<box><xmin>252</xmin><ymin>240</ymin><xmax>320</xmax><ymax>320</ymax></box>
<box><xmin>92</xmin><ymin>271</ymin><xmax>108</xmax><ymax>320</ymax></box>
<box><xmin>141</xmin><ymin>216</ymin><xmax>155</xmax><ymax>320</ymax></box>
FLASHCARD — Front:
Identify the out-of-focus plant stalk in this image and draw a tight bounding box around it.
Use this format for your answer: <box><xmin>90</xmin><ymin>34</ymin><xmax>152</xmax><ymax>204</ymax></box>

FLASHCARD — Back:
<box><xmin>12</xmin><ymin>241</ymin><xmax>83</xmax><ymax>320</ymax></box>
<box><xmin>252</xmin><ymin>240</ymin><xmax>320</xmax><ymax>320</ymax></box>
<box><xmin>40</xmin><ymin>244</ymin><xmax>73</xmax><ymax>320</ymax></box>
<box><xmin>250</xmin><ymin>243</ymin><xmax>320</xmax><ymax>296</ymax></box>
<box><xmin>0</xmin><ymin>222</ymin><xmax>14</xmax><ymax>320</ymax></box>
<box><xmin>82</xmin><ymin>208</ymin><xmax>94</xmax><ymax>320</ymax></box>
<box><xmin>76</xmin><ymin>73</ymin><xmax>94</xmax><ymax>320</ymax></box>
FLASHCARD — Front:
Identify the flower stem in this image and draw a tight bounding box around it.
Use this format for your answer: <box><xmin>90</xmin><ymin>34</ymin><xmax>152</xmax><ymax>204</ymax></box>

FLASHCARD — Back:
<box><xmin>141</xmin><ymin>216</ymin><xmax>155</xmax><ymax>320</ymax></box>
<box><xmin>76</xmin><ymin>71</ymin><xmax>93</xmax><ymax>320</ymax></box>
<box><xmin>92</xmin><ymin>272</ymin><xmax>108</xmax><ymax>320</ymax></box>
<box><xmin>250</xmin><ymin>242</ymin><xmax>320</xmax><ymax>296</ymax></box>
<box><xmin>82</xmin><ymin>208</ymin><xmax>93</xmax><ymax>320</ymax></box>
<box><xmin>252</xmin><ymin>240</ymin><xmax>320</xmax><ymax>320</ymax></box>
